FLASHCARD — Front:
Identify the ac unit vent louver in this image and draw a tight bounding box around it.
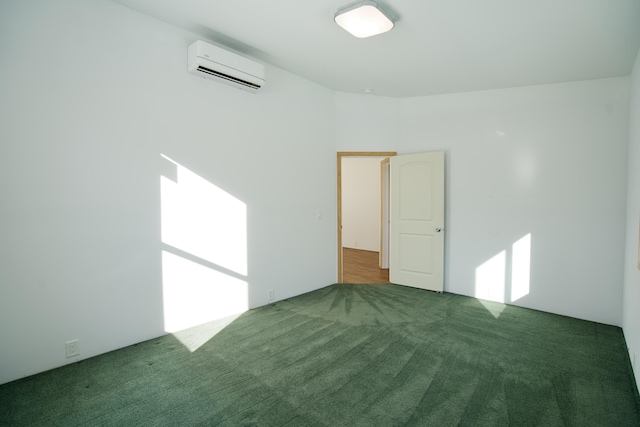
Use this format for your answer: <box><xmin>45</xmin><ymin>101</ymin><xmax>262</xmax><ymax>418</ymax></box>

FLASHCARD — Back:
<box><xmin>188</xmin><ymin>41</ymin><xmax>265</xmax><ymax>93</ymax></box>
<box><xmin>195</xmin><ymin>66</ymin><xmax>261</xmax><ymax>90</ymax></box>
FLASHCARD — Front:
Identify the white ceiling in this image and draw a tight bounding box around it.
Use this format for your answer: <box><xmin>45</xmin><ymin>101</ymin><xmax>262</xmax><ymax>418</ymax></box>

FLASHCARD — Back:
<box><xmin>113</xmin><ymin>0</ymin><xmax>640</xmax><ymax>98</ymax></box>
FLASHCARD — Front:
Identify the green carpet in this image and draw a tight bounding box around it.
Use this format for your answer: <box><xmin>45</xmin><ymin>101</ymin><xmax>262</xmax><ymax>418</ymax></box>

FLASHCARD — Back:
<box><xmin>1</xmin><ymin>283</ymin><xmax>639</xmax><ymax>426</ymax></box>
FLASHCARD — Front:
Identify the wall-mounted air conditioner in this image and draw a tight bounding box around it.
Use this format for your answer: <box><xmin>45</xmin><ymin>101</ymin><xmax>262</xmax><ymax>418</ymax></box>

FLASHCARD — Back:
<box><xmin>188</xmin><ymin>40</ymin><xmax>265</xmax><ymax>92</ymax></box>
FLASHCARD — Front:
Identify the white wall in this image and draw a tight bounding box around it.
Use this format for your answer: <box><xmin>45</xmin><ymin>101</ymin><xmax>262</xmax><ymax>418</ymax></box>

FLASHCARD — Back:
<box><xmin>335</xmin><ymin>93</ymin><xmax>401</xmax><ymax>151</ymax></box>
<box><xmin>341</xmin><ymin>157</ymin><xmax>381</xmax><ymax>252</ymax></box>
<box><xmin>0</xmin><ymin>0</ymin><xmax>336</xmax><ymax>385</ymax></box>
<box><xmin>337</xmin><ymin>78</ymin><xmax>630</xmax><ymax>325</ymax></box>
<box><xmin>402</xmin><ymin>79</ymin><xmax>630</xmax><ymax>325</ymax></box>
<box><xmin>623</xmin><ymin>48</ymin><xmax>640</xmax><ymax>385</ymax></box>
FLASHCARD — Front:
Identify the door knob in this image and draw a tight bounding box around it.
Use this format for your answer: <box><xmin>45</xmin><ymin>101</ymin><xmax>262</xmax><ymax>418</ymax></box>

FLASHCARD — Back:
<box><xmin>435</xmin><ymin>227</ymin><xmax>442</xmax><ymax>232</ymax></box>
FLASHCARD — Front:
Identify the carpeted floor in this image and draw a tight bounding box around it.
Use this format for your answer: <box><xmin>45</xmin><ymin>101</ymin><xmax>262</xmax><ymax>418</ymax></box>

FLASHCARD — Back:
<box><xmin>1</xmin><ymin>283</ymin><xmax>639</xmax><ymax>426</ymax></box>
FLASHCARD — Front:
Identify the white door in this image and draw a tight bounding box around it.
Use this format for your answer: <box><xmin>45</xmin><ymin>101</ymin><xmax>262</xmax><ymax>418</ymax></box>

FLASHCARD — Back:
<box><xmin>389</xmin><ymin>151</ymin><xmax>445</xmax><ymax>292</ymax></box>
<box><xmin>379</xmin><ymin>158</ymin><xmax>390</xmax><ymax>269</ymax></box>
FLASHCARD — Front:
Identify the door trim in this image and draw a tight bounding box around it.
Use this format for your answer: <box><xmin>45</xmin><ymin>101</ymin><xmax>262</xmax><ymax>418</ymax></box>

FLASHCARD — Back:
<box><xmin>337</xmin><ymin>151</ymin><xmax>397</xmax><ymax>283</ymax></box>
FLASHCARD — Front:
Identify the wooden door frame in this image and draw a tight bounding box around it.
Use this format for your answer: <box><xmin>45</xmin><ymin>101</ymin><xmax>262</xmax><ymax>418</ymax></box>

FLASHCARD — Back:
<box><xmin>337</xmin><ymin>151</ymin><xmax>397</xmax><ymax>283</ymax></box>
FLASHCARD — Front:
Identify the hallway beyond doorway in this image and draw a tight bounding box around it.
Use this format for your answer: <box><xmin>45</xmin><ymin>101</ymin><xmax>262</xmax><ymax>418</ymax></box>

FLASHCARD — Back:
<box><xmin>342</xmin><ymin>248</ymin><xmax>389</xmax><ymax>284</ymax></box>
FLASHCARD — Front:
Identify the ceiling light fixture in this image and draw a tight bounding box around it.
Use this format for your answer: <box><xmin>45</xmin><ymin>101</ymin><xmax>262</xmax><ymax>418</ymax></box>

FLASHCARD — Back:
<box><xmin>334</xmin><ymin>1</ymin><xmax>394</xmax><ymax>39</ymax></box>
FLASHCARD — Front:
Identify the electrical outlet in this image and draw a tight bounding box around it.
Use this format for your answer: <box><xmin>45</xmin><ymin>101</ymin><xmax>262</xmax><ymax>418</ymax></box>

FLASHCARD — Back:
<box><xmin>268</xmin><ymin>289</ymin><xmax>274</xmax><ymax>301</ymax></box>
<box><xmin>65</xmin><ymin>340</ymin><xmax>80</xmax><ymax>358</ymax></box>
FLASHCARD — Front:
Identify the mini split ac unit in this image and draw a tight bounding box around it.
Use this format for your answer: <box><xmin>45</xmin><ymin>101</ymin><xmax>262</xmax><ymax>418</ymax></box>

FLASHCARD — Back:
<box><xmin>188</xmin><ymin>40</ymin><xmax>265</xmax><ymax>92</ymax></box>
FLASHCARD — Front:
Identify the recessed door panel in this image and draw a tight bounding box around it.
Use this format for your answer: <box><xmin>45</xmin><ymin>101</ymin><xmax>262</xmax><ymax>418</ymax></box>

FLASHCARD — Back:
<box><xmin>399</xmin><ymin>234</ymin><xmax>433</xmax><ymax>273</ymax></box>
<box><xmin>399</xmin><ymin>163</ymin><xmax>433</xmax><ymax>221</ymax></box>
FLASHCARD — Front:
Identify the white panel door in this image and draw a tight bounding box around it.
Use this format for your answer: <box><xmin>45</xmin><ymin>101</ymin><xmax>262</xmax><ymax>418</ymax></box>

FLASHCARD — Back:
<box><xmin>389</xmin><ymin>151</ymin><xmax>445</xmax><ymax>292</ymax></box>
<box><xmin>379</xmin><ymin>158</ymin><xmax>390</xmax><ymax>269</ymax></box>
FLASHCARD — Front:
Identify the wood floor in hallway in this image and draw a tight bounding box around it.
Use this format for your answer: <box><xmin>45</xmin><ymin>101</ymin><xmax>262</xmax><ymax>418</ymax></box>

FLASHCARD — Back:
<box><xmin>342</xmin><ymin>247</ymin><xmax>390</xmax><ymax>284</ymax></box>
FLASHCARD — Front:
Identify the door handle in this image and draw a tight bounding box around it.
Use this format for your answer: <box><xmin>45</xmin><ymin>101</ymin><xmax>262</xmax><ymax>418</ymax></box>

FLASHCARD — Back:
<box><xmin>435</xmin><ymin>227</ymin><xmax>442</xmax><ymax>232</ymax></box>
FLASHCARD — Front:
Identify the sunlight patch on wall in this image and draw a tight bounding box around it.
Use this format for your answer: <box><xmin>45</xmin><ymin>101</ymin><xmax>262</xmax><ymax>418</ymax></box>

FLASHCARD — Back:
<box><xmin>161</xmin><ymin>155</ymin><xmax>247</xmax><ymax>276</ymax></box>
<box><xmin>510</xmin><ymin>233</ymin><xmax>531</xmax><ymax>302</ymax></box>
<box><xmin>162</xmin><ymin>251</ymin><xmax>247</xmax><ymax>338</ymax></box>
<box><xmin>475</xmin><ymin>250</ymin><xmax>507</xmax><ymax>318</ymax></box>
<box><xmin>160</xmin><ymin>155</ymin><xmax>248</xmax><ymax>351</ymax></box>
<box><xmin>474</xmin><ymin>233</ymin><xmax>532</xmax><ymax>318</ymax></box>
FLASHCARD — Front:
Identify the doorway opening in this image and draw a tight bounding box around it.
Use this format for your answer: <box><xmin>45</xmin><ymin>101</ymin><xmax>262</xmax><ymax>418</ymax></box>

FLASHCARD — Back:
<box><xmin>337</xmin><ymin>151</ymin><xmax>396</xmax><ymax>283</ymax></box>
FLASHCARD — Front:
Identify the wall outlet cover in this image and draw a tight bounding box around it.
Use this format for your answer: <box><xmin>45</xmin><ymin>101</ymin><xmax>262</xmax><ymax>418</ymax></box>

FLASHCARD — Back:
<box><xmin>65</xmin><ymin>339</ymin><xmax>80</xmax><ymax>358</ymax></box>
